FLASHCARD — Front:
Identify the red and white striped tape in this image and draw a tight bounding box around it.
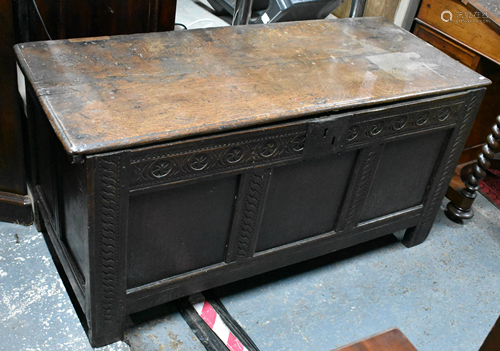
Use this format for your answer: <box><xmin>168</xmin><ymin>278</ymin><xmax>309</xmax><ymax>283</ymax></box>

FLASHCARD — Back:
<box><xmin>189</xmin><ymin>294</ymin><xmax>249</xmax><ymax>351</ymax></box>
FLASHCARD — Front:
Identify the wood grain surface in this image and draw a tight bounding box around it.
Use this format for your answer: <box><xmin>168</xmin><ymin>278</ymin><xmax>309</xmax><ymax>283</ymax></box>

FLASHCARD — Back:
<box><xmin>418</xmin><ymin>0</ymin><xmax>500</xmax><ymax>64</ymax></box>
<box><xmin>16</xmin><ymin>17</ymin><xmax>489</xmax><ymax>155</ymax></box>
<box><xmin>332</xmin><ymin>328</ymin><xmax>418</xmax><ymax>351</ymax></box>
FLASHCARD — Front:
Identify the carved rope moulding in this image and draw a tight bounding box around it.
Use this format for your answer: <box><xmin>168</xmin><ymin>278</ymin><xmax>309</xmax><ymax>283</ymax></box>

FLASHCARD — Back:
<box><xmin>346</xmin><ymin>103</ymin><xmax>461</xmax><ymax>144</ymax></box>
<box><xmin>130</xmin><ymin>131</ymin><xmax>306</xmax><ymax>188</ymax></box>
<box><xmin>98</xmin><ymin>156</ymin><xmax>121</xmax><ymax>323</ymax></box>
<box><xmin>235</xmin><ymin>171</ymin><xmax>270</xmax><ymax>260</ymax></box>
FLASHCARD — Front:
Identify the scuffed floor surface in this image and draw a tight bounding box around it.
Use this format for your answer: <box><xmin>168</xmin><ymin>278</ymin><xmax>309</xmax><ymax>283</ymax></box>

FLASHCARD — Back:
<box><xmin>0</xmin><ymin>223</ymin><xmax>89</xmax><ymax>350</ymax></box>
<box><xmin>213</xmin><ymin>194</ymin><xmax>500</xmax><ymax>351</ymax></box>
<box><xmin>0</xmin><ymin>194</ymin><xmax>498</xmax><ymax>351</ymax></box>
<box><xmin>0</xmin><ymin>223</ymin><xmax>201</xmax><ymax>351</ymax></box>
<box><xmin>0</xmin><ymin>223</ymin><xmax>130</xmax><ymax>351</ymax></box>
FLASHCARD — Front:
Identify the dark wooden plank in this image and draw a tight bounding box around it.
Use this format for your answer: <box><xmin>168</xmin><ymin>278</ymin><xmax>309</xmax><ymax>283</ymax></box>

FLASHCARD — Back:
<box><xmin>25</xmin><ymin>0</ymin><xmax>176</xmax><ymax>41</ymax></box>
<box><xmin>15</xmin><ymin>17</ymin><xmax>489</xmax><ymax>156</ymax></box>
<box><xmin>331</xmin><ymin>328</ymin><xmax>418</xmax><ymax>351</ymax></box>
<box><xmin>0</xmin><ymin>0</ymin><xmax>26</xmax><ymax>193</ymax></box>
<box><xmin>0</xmin><ymin>0</ymin><xmax>32</xmax><ymax>224</ymax></box>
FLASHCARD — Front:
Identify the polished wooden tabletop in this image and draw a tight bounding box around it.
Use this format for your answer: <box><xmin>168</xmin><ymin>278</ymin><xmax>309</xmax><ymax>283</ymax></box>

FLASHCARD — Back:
<box><xmin>16</xmin><ymin>17</ymin><xmax>489</xmax><ymax>155</ymax></box>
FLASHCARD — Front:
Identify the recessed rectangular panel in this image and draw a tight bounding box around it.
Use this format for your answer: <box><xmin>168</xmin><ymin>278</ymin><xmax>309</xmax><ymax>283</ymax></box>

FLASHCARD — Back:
<box><xmin>127</xmin><ymin>176</ymin><xmax>238</xmax><ymax>288</ymax></box>
<box><xmin>256</xmin><ymin>152</ymin><xmax>357</xmax><ymax>252</ymax></box>
<box><xmin>360</xmin><ymin>130</ymin><xmax>449</xmax><ymax>222</ymax></box>
<box><xmin>60</xmin><ymin>159</ymin><xmax>88</xmax><ymax>280</ymax></box>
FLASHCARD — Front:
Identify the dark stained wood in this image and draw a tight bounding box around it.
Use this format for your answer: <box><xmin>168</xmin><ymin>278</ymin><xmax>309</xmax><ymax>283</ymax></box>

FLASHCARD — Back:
<box><xmin>16</xmin><ymin>18</ymin><xmax>489</xmax><ymax>156</ymax></box>
<box><xmin>331</xmin><ymin>328</ymin><xmax>418</xmax><ymax>351</ymax></box>
<box><xmin>0</xmin><ymin>0</ymin><xmax>32</xmax><ymax>224</ymax></box>
<box><xmin>479</xmin><ymin>315</ymin><xmax>500</xmax><ymax>351</ymax></box>
<box><xmin>18</xmin><ymin>18</ymin><xmax>489</xmax><ymax>347</ymax></box>
<box><xmin>446</xmin><ymin>115</ymin><xmax>500</xmax><ymax>219</ymax></box>
<box><xmin>20</xmin><ymin>0</ymin><xmax>176</xmax><ymax>41</ymax></box>
<box><xmin>0</xmin><ymin>0</ymin><xmax>24</xmax><ymax>193</ymax></box>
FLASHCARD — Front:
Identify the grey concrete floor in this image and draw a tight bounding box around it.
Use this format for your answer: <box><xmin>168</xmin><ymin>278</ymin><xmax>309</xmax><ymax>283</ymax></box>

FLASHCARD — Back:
<box><xmin>2</xmin><ymin>3</ymin><xmax>500</xmax><ymax>349</ymax></box>
<box><xmin>1</xmin><ymin>194</ymin><xmax>499</xmax><ymax>350</ymax></box>
<box><xmin>213</xmin><ymin>193</ymin><xmax>500</xmax><ymax>350</ymax></box>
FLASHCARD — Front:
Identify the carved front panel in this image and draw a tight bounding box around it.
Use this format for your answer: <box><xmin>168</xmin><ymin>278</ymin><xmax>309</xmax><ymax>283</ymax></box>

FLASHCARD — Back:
<box><xmin>127</xmin><ymin>174</ymin><xmax>239</xmax><ymax>288</ymax></box>
<box><xmin>121</xmin><ymin>90</ymin><xmax>479</xmax><ymax>306</ymax></box>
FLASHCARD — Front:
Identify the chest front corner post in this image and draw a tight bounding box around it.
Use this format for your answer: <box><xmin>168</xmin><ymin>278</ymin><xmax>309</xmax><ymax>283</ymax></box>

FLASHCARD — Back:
<box><xmin>86</xmin><ymin>152</ymin><xmax>130</xmax><ymax>347</ymax></box>
<box><xmin>403</xmin><ymin>88</ymin><xmax>486</xmax><ymax>248</ymax></box>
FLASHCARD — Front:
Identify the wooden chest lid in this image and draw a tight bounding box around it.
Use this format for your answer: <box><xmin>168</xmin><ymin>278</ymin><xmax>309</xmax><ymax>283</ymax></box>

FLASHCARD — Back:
<box><xmin>15</xmin><ymin>17</ymin><xmax>490</xmax><ymax>155</ymax></box>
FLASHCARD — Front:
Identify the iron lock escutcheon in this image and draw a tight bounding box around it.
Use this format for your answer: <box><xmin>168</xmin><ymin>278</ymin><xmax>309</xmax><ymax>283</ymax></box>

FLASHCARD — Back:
<box><xmin>303</xmin><ymin>113</ymin><xmax>351</xmax><ymax>159</ymax></box>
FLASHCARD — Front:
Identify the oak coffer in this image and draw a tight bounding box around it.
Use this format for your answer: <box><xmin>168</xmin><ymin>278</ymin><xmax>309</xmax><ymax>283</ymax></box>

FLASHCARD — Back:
<box><xmin>16</xmin><ymin>17</ymin><xmax>489</xmax><ymax>347</ymax></box>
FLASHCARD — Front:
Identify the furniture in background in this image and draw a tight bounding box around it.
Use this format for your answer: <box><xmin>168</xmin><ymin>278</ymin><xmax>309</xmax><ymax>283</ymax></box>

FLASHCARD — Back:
<box><xmin>0</xmin><ymin>0</ymin><xmax>32</xmax><ymax>225</ymax></box>
<box><xmin>333</xmin><ymin>0</ymin><xmax>421</xmax><ymax>30</ymax></box>
<box><xmin>332</xmin><ymin>319</ymin><xmax>500</xmax><ymax>351</ymax></box>
<box><xmin>412</xmin><ymin>0</ymin><xmax>500</xmax><ymax>220</ymax></box>
<box><xmin>448</xmin><ymin>115</ymin><xmax>500</xmax><ymax>219</ymax></box>
<box><xmin>332</xmin><ymin>328</ymin><xmax>418</xmax><ymax>351</ymax></box>
<box><xmin>12</xmin><ymin>0</ymin><xmax>176</xmax><ymax>42</ymax></box>
<box><xmin>0</xmin><ymin>0</ymin><xmax>177</xmax><ymax>225</ymax></box>
<box><xmin>208</xmin><ymin>0</ymin><xmax>343</xmax><ymax>24</ymax></box>
<box><xmin>17</xmin><ymin>18</ymin><xmax>488</xmax><ymax>346</ymax></box>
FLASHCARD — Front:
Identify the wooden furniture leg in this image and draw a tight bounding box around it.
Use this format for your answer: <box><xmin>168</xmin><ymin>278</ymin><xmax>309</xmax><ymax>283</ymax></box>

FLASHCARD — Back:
<box><xmin>446</xmin><ymin>115</ymin><xmax>500</xmax><ymax>220</ymax></box>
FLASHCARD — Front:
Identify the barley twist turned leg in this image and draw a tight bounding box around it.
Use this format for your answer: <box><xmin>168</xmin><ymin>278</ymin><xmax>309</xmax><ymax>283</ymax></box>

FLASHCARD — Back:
<box><xmin>446</xmin><ymin>115</ymin><xmax>500</xmax><ymax>221</ymax></box>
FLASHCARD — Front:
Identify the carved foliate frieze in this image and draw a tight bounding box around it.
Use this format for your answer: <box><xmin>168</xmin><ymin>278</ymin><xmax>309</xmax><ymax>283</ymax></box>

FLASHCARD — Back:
<box><xmin>130</xmin><ymin>131</ymin><xmax>306</xmax><ymax>189</ymax></box>
<box><xmin>345</xmin><ymin>103</ymin><xmax>461</xmax><ymax>146</ymax></box>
